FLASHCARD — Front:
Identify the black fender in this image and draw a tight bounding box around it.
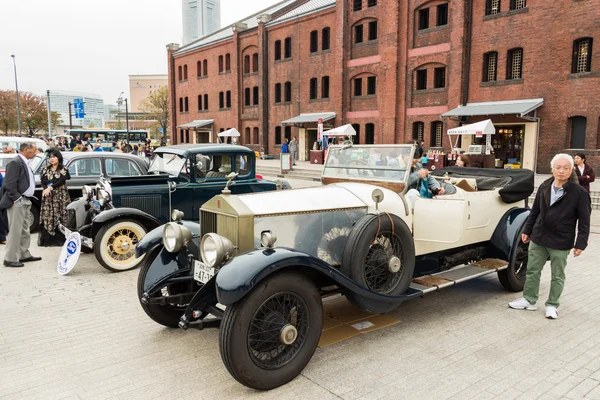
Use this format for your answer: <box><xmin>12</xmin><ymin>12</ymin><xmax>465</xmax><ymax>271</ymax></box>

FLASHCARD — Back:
<box><xmin>487</xmin><ymin>207</ymin><xmax>531</xmax><ymax>262</ymax></box>
<box><xmin>215</xmin><ymin>247</ymin><xmax>421</xmax><ymax>314</ymax></box>
<box><xmin>136</xmin><ymin>220</ymin><xmax>201</xmax><ymax>258</ymax></box>
<box><xmin>90</xmin><ymin>207</ymin><xmax>162</xmax><ymax>237</ymax></box>
<box><xmin>66</xmin><ymin>197</ymin><xmax>90</xmax><ymax>230</ymax></box>
<box><xmin>140</xmin><ymin>246</ymin><xmax>194</xmax><ymax>295</ymax></box>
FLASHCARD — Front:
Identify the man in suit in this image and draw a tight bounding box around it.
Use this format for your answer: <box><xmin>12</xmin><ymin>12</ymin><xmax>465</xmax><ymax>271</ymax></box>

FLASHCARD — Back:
<box><xmin>0</xmin><ymin>142</ymin><xmax>42</xmax><ymax>267</ymax></box>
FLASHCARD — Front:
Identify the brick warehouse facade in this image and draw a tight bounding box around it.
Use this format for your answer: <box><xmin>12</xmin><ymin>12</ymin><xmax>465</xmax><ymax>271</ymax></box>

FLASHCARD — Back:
<box><xmin>167</xmin><ymin>0</ymin><xmax>599</xmax><ymax>172</ymax></box>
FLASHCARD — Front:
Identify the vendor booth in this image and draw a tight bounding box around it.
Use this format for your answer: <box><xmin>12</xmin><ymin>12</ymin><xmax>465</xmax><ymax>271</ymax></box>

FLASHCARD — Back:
<box><xmin>447</xmin><ymin>119</ymin><xmax>496</xmax><ymax>168</ymax></box>
<box><xmin>309</xmin><ymin>124</ymin><xmax>357</xmax><ymax>165</ymax></box>
<box><xmin>217</xmin><ymin>127</ymin><xmax>240</xmax><ymax>144</ymax></box>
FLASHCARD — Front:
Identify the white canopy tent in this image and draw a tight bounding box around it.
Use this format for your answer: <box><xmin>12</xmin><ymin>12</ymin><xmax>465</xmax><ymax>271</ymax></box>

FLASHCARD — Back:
<box><xmin>324</xmin><ymin>124</ymin><xmax>357</xmax><ymax>137</ymax></box>
<box><xmin>217</xmin><ymin>128</ymin><xmax>241</xmax><ymax>143</ymax></box>
<box><xmin>447</xmin><ymin>119</ymin><xmax>495</xmax><ymax>153</ymax></box>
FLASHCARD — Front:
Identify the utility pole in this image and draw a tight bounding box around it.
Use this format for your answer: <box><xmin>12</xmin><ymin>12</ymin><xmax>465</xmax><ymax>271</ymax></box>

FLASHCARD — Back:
<box><xmin>125</xmin><ymin>98</ymin><xmax>130</xmax><ymax>144</ymax></box>
<box><xmin>46</xmin><ymin>90</ymin><xmax>52</xmax><ymax>137</ymax></box>
<box><xmin>11</xmin><ymin>55</ymin><xmax>22</xmax><ymax>136</ymax></box>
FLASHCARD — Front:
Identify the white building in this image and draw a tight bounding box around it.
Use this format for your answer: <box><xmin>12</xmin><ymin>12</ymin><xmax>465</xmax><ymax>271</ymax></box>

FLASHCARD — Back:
<box><xmin>48</xmin><ymin>90</ymin><xmax>104</xmax><ymax>129</ymax></box>
<box><xmin>182</xmin><ymin>0</ymin><xmax>221</xmax><ymax>45</ymax></box>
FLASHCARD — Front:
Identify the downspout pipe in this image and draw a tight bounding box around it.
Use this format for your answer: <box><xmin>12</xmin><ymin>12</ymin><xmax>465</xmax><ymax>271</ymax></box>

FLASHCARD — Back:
<box><xmin>461</xmin><ymin>0</ymin><xmax>473</xmax><ymax>107</ymax></box>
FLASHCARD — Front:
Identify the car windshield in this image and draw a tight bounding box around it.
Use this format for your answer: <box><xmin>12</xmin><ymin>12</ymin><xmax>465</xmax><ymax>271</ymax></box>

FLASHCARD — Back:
<box><xmin>148</xmin><ymin>152</ymin><xmax>186</xmax><ymax>176</ymax></box>
<box><xmin>322</xmin><ymin>145</ymin><xmax>413</xmax><ymax>182</ymax></box>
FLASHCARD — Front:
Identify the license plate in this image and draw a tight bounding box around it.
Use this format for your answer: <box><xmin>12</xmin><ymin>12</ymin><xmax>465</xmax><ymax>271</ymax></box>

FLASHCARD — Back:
<box><xmin>91</xmin><ymin>200</ymin><xmax>101</xmax><ymax>211</ymax></box>
<box><xmin>193</xmin><ymin>260</ymin><xmax>215</xmax><ymax>284</ymax></box>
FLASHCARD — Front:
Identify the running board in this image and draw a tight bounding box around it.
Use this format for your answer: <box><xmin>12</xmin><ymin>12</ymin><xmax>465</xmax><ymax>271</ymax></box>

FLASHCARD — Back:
<box><xmin>410</xmin><ymin>260</ymin><xmax>508</xmax><ymax>295</ymax></box>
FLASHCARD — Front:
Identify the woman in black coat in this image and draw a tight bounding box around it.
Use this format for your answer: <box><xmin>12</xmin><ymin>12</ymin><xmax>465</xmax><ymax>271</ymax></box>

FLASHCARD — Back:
<box><xmin>574</xmin><ymin>153</ymin><xmax>595</xmax><ymax>192</ymax></box>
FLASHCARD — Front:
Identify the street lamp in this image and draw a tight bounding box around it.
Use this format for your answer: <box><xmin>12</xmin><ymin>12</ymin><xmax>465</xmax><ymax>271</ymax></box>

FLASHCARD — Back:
<box><xmin>116</xmin><ymin>92</ymin><xmax>130</xmax><ymax>144</ymax></box>
<box><xmin>11</xmin><ymin>55</ymin><xmax>22</xmax><ymax>136</ymax></box>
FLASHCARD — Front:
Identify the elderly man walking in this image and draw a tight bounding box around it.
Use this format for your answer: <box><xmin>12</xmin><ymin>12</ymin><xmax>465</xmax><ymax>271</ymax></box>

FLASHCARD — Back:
<box><xmin>0</xmin><ymin>142</ymin><xmax>42</xmax><ymax>268</ymax></box>
<box><xmin>289</xmin><ymin>136</ymin><xmax>298</xmax><ymax>166</ymax></box>
<box><xmin>509</xmin><ymin>154</ymin><xmax>591</xmax><ymax>319</ymax></box>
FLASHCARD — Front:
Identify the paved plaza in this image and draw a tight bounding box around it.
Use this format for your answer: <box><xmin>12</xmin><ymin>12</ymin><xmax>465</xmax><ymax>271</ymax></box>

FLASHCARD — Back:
<box><xmin>1</xmin><ymin>188</ymin><xmax>600</xmax><ymax>399</ymax></box>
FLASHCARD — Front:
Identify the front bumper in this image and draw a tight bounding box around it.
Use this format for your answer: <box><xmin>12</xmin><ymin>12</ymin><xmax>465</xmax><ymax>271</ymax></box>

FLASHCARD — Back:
<box><xmin>58</xmin><ymin>223</ymin><xmax>94</xmax><ymax>249</ymax></box>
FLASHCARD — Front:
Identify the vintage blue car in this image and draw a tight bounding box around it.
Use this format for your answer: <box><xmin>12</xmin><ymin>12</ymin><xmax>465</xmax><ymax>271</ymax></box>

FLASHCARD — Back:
<box><xmin>61</xmin><ymin>144</ymin><xmax>288</xmax><ymax>272</ymax></box>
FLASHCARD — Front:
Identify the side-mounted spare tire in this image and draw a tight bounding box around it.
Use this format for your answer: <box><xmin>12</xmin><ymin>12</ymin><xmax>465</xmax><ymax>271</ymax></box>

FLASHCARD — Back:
<box><xmin>341</xmin><ymin>213</ymin><xmax>415</xmax><ymax>299</ymax></box>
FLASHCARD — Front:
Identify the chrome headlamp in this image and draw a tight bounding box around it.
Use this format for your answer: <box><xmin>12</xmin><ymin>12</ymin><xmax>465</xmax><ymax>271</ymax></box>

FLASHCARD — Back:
<box><xmin>171</xmin><ymin>209</ymin><xmax>184</xmax><ymax>222</ymax></box>
<box><xmin>97</xmin><ymin>189</ymin><xmax>111</xmax><ymax>206</ymax></box>
<box><xmin>200</xmin><ymin>233</ymin><xmax>235</xmax><ymax>267</ymax></box>
<box><xmin>82</xmin><ymin>185</ymin><xmax>94</xmax><ymax>201</ymax></box>
<box><xmin>162</xmin><ymin>222</ymin><xmax>193</xmax><ymax>253</ymax></box>
<box><xmin>260</xmin><ymin>231</ymin><xmax>277</xmax><ymax>248</ymax></box>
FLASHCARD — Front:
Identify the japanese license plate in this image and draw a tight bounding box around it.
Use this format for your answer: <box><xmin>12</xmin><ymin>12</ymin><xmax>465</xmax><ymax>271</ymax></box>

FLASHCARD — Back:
<box><xmin>193</xmin><ymin>260</ymin><xmax>215</xmax><ymax>284</ymax></box>
<box><xmin>91</xmin><ymin>200</ymin><xmax>101</xmax><ymax>211</ymax></box>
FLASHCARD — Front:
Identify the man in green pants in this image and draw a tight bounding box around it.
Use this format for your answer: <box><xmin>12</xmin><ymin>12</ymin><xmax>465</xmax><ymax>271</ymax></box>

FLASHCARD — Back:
<box><xmin>509</xmin><ymin>154</ymin><xmax>591</xmax><ymax>319</ymax></box>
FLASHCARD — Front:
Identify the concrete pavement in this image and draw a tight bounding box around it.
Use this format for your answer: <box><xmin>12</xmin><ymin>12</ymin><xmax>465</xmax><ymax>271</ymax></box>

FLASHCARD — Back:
<box><xmin>1</xmin><ymin>218</ymin><xmax>600</xmax><ymax>399</ymax></box>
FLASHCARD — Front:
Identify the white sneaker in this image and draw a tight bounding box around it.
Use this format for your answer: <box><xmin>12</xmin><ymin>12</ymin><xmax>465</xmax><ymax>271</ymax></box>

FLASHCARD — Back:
<box><xmin>509</xmin><ymin>297</ymin><xmax>538</xmax><ymax>311</ymax></box>
<box><xmin>545</xmin><ymin>306</ymin><xmax>558</xmax><ymax>319</ymax></box>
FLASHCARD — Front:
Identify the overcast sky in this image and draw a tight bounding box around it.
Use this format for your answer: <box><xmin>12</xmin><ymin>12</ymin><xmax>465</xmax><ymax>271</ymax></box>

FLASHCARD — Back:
<box><xmin>0</xmin><ymin>0</ymin><xmax>280</xmax><ymax>105</ymax></box>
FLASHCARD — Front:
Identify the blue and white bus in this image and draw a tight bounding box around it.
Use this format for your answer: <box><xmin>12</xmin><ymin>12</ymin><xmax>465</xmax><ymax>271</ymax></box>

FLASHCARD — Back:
<box><xmin>65</xmin><ymin>129</ymin><xmax>149</xmax><ymax>150</ymax></box>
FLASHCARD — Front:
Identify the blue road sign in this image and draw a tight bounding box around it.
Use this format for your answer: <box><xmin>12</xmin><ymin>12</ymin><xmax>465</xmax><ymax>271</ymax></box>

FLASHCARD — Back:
<box><xmin>73</xmin><ymin>98</ymin><xmax>85</xmax><ymax>119</ymax></box>
<box><xmin>159</xmin><ymin>127</ymin><xmax>164</xmax><ymax>133</ymax></box>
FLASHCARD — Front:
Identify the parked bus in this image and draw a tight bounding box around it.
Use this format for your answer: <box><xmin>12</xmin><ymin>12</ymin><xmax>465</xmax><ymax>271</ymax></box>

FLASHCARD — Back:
<box><xmin>65</xmin><ymin>129</ymin><xmax>149</xmax><ymax>150</ymax></box>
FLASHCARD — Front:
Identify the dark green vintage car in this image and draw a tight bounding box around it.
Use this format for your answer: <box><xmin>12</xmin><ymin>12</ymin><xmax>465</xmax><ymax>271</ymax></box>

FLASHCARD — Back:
<box><xmin>61</xmin><ymin>144</ymin><xmax>288</xmax><ymax>272</ymax></box>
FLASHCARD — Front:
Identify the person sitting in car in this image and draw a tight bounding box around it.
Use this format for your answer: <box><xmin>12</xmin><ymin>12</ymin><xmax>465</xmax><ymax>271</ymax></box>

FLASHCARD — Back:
<box><xmin>406</xmin><ymin>149</ymin><xmax>456</xmax><ymax>207</ymax></box>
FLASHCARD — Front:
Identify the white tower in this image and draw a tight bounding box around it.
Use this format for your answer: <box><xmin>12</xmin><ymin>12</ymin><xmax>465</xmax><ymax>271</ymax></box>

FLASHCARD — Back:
<box><xmin>182</xmin><ymin>0</ymin><xmax>221</xmax><ymax>45</ymax></box>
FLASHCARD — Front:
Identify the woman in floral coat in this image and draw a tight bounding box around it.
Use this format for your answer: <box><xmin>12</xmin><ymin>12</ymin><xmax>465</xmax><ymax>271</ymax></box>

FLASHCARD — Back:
<box><xmin>38</xmin><ymin>148</ymin><xmax>71</xmax><ymax>246</ymax></box>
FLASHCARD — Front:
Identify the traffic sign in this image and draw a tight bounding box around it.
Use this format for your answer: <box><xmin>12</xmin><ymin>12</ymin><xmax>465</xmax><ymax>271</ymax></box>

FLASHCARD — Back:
<box><xmin>73</xmin><ymin>98</ymin><xmax>85</xmax><ymax>119</ymax></box>
<box><xmin>159</xmin><ymin>127</ymin><xmax>164</xmax><ymax>133</ymax></box>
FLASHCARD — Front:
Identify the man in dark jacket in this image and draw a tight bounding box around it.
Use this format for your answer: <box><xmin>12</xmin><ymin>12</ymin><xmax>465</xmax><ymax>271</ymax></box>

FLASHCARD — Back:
<box><xmin>509</xmin><ymin>154</ymin><xmax>591</xmax><ymax>319</ymax></box>
<box><xmin>0</xmin><ymin>142</ymin><xmax>42</xmax><ymax>267</ymax></box>
<box><xmin>0</xmin><ymin>171</ymin><xmax>5</xmax><ymax>244</ymax></box>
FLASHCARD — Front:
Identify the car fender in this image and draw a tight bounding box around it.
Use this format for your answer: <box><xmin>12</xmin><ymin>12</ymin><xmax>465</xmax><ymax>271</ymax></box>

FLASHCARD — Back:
<box><xmin>90</xmin><ymin>207</ymin><xmax>162</xmax><ymax>237</ymax></box>
<box><xmin>487</xmin><ymin>207</ymin><xmax>531</xmax><ymax>262</ymax></box>
<box><xmin>140</xmin><ymin>246</ymin><xmax>193</xmax><ymax>295</ymax></box>
<box><xmin>215</xmin><ymin>247</ymin><xmax>421</xmax><ymax>314</ymax></box>
<box><xmin>136</xmin><ymin>220</ymin><xmax>201</xmax><ymax>258</ymax></box>
<box><xmin>66</xmin><ymin>197</ymin><xmax>90</xmax><ymax>229</ymax></box>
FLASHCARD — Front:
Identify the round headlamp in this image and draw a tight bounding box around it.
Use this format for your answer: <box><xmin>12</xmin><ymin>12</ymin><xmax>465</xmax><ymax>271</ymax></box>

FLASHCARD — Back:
<box><xmin>200</xmin><ymin>233</ymin><xmax>234</xmax><ymax>267</ymax></box>
<box><xmin>82</xmin><ymin>185</ymin><xmax>93</xmax><ymax>201</ymax></box>
<box><xmin>171</xmin><ymin>209</ymin><xmax>184</xmax><ymax>222</ymax></box>
<box><xmin>162</xmin><ymin>222</ymin><xmax>192</xmax><ymax>253</ymax></box>
<box><xmin>97</xmin><ymin>189</ymin><xmax>111</xmax><ymax>206</ymax></box>
<box><xmin>260</xmin><ymin>231</ymin><xmax>277</xmax><ymax>248</ymax></box>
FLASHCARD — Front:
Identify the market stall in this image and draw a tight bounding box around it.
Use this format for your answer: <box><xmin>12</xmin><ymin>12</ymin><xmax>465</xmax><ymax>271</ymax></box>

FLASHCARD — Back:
<box><xmin>217</xmin><ymin>128</ymin><xmax>240</xmax><ymax>144</ymax></box>
<box><xmin>447</xmin><ymin>120</ymin><xmax>497</xmax><ymax>168</ymax></box>
<box><xmin>313</xmin><ymin>124</ymin><xmax>357</xmax><ymax>164</ymax></box>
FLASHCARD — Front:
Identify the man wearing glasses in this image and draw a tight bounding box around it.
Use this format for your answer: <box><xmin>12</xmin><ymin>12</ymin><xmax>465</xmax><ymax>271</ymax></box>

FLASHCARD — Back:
<box><xmin>509</xmin><ymin>154</ymin><xmax>591</xmax><ymax>319</ymax></box>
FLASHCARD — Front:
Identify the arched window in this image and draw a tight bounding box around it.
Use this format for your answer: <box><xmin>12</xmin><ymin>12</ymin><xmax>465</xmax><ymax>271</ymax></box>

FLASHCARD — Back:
<box><xmin>430</xmin><ymin>121</ymin><xmax>443</xmax><ymax>147</ymax></box>
<box><xmin>284</xmin><ymin>37</ymin><xmax>292</xmax><ymax>58</ymax></box>
<box><xmin>244</xmin><ymin>55</ymin><xmax>250</xmax><ymax>73</ymax></box>
<box><xmin>197</xmin><ymin>95</ymin><xmax>202</xmax><ymax>111</ymax></box>
<box><xmin>197</xmin><ymin>61</ymin><xmax>201</xmax><ymax>77</ymax></box>
<box><xmin>253</xmin><ymin>86</ymin><xmax>259</xmax><ymax>105</ymax></box>
<box><xmin>219</xmin><ymin>92</ymin><xmax>224</xmax><ymax>109</ymax></box>
<box><xmin>203</xmin><ymin>94</ymin><xmax>208</xmax><ymax>110</ymax></box>
<box><xmin>310</xmin><ymin>30</ymin><xmax>318</xmax><ymax>53</ymax></box>
<box><xmin>252</xmin><ymin>53</ymin><xmax>259</xmax><ymax>72</ymax></box>
<box><xmin>274</xmin><ymin>83</ymin><xmax>282</xmax><ymax>103</ymax></box>
<box><xmin>310</xmin><ymin>78</ymin><xmax>318</xmax><ymax>99</ymax></box>
<box><xmin>203</xmin><ymin>59</ymin><xmax>208</xmax><ymax>76</ymax></box>
<box><xmin>183</xmin><ymin>65</ymin><xmax>188</xmax><ymax>80</ymax></box>
<box><xmin>284</xmin><ymin>82</ymin><xmax>292</xmax><ymax>102</ymax></box>
<box><xmin>284</xmin><ymin>126</ymin><xmax>292</xmax><ymax>142</ymax></box>
<box><xmin>218</xmin><ymin>55</ymin><xmax>224</xmax><ymax>73</ymax></box>
<box><xmin>225</xmin><ymin>53</ymin><xmax>231</xmax><ymax>71</ymax></box>
<box><xmin>365</xmin><ymin>123</ymin><xmax>375</xmax><ymax>144</ymax></box>
<box><xmin>483</xmin><ymin>51</ymin><xmax>498</xmax><ymax>82</ymax></box>
<box><xmin>178</xmin><ymin>66</ymin><xmax>182</xmax><ymax>81</ymax></box>
<box><xmin>352</xmin><ymin>124</ymin><xmax>361</xmax><ymax>144</ymax></box>
<box><xmin>322</xmin><ymin>27</ymin><xmax>330</xmax><ymax>51</ymax></box>
<box><xmin>253</xmin><ymin>127</ymin><xmax>259</xmax><ymax>144</ymax></box>
<box><xmin>245</xmin><ymin>127</ymin><xmax>251</xmax><ymax>144</ymax></box>
<box><xmin>321</xmin><ymin>76</ymin><xmax>330</xmax><ymax>98</ymax></box>
<box><xmin>244</xmin><ymin>88</ymin><xmax>250</xmax><ymax>106</ymax></box>
<box><xmin>184</xmin><ymin>97</ymin><xmax>189</xmax><ymax>112</ymax></box>
<box><xmin>185</xmin><ymin>129</ymin><xmax>190</xmax><ymax>143</ymax></box>
<box><xmin>179</xmin><ymin>97</ymin><xmax>183</xmax><ymax>112</ymax></box>
<box><xmin>569</xmin><ymin>116</ymin><xmax>587</xmax><ymax>149</ymax></box>
<box><xmin>275</xmin><ymin>126</ymin><xmax>282</xmax><ymax>144</ymax></box>
<box><xmin>226</xmin><ymin>91</ymin><xmax>231</xmax><ymax>108</ymax></box>
<box><xmin>572</xmin><ymin>38</ymin><xmax>593</xmax><ymax>73</ymax></box>
<box><xmin>180</xmin><ymin>130</ymin><xmax>184</xmax><ymax>143</ymax></box>
<box><xmin>368</xmin><ymin>20</ymin><xmax>378</xmax><ymax>41</ymax></box>
<box><xmin>507</xmin><ymin>48</ymin><xmax>523</xmax><ymax>80</ymax></box>
<box><xmin>412</xmin><ymin>122</ymin><xmax>424</xmax><ymax>141</ymax></box>
<box><xmin>274</xmin><ymin>40</ymin><xmax>282</xmax><ymax>61</ymax></box>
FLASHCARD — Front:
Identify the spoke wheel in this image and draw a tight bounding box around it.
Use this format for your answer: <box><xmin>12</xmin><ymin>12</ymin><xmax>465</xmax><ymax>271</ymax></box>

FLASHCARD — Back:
<box><xmin>95</xmin><ymin>220</ymin><xmax>147</xmax><ymax>272</ymax></box>
<box><xmin>219</xmin><ymin>272</ymin><xmax>322</xmax><ymax>390</ymax></box>
<box><xmin>498</xmin><ymin>226</ymin><xmax>529</xmax><ymax>292</ymax></box>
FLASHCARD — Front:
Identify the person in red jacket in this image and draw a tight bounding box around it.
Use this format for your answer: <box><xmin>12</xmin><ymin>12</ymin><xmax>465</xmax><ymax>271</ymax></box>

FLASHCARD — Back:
<box><xmin>574</xmin><ymin>153</ymin><xmax>595</xmax><ymax>192</ymax></box>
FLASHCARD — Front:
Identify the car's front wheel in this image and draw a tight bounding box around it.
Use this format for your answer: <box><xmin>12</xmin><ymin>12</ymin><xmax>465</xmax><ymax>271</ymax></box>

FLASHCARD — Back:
<box><xmin>498</xmin><ymin>227</ymin><xmax>529</xmax><ymax>292</ymax></box>
<box><xmin>219</xmin><ymin>272</ymin><xmax>323</xmax><ymax>390</ymax></box>
<box><xmin>94</xmin><ymin>219</ymin><xmax>147</xmax><ymax>272</ymax></box>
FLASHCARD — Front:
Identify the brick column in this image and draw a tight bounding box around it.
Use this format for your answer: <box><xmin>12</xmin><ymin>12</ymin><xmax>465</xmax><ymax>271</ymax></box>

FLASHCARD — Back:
<box><xmin>166</xmin><ymin>43</ymin><xmax>180</xmax><ymax>144</ymax></box>
<box><xmin>257</xmin><ymin>14</ymin><xmax>271</xmax><ymax>153</ymax></box>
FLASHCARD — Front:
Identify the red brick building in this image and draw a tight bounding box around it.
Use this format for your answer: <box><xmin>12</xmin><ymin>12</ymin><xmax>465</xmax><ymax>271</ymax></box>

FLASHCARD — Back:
<box><xmin>167</xmin><ymin>0</ymin><xmax>599</xmax><ymax>172</ymax></box>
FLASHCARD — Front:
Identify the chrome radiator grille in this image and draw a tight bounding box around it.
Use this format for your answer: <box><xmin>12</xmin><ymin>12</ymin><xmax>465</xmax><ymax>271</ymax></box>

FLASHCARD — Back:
<box><xmin>201</xmin><ymin>211</ymin><xmax>238</xmax><ymax>247</ymax></box>
<box><xmin>120</xmin><ymin>195</ymin><xmax>161</xmax><ymax>216</ymax></box>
